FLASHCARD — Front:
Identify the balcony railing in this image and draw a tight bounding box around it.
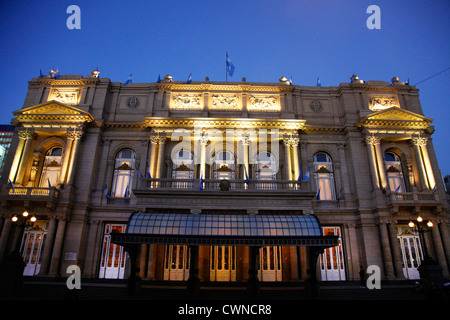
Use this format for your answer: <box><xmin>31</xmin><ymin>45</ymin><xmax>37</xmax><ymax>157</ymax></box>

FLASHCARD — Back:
<box><xmin>144</xmin><ymin>178</ymin><xmax>304</xmax><ymax>191</ymax></box>
<box><xmin>390</xmin><ymin>191</ymin><xmax>438</xmax><ymax>202</ymax></box>
<box><xmin>8</xmin><ymin>187</ymin><xmax>60</xmax><ymax>199</ymax></box>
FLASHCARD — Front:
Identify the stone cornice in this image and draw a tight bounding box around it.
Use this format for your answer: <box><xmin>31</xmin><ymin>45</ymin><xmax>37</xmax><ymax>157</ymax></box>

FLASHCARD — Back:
<box><xmin>144</xmin><ymin>117</ymin><xmax>305</xmax><ymax>130</ymax></box>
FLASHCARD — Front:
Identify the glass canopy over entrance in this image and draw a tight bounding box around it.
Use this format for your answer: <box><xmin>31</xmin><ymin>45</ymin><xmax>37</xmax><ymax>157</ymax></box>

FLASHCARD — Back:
<box><xmin>111</xmin><ymin>212</ymin><xmax>338</xmax><ymax>247</ymax></box>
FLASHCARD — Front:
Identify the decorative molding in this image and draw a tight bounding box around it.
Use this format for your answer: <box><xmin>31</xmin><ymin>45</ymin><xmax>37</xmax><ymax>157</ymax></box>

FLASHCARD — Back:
<box><xmin>309</xmin><ymin>100</ymin><xmax>323</xmax><ymax>113</ymax></box>
<box><xmin>171</xmin><ymin>94</ymin><xmax>202</xmax><ymax>110</ymax></box>
<box><xmin>126</xmin><ymin>96</ymin><xmax>140</xmax><ymax>108</ymax></box>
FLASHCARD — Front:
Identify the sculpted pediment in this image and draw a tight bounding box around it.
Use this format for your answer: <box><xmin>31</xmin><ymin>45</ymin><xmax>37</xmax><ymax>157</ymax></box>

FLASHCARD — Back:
<box><xmin>13</xmin><ymin>100</ymin><xmax>94</xmax><ymax>124</ymax></box>
<box><xmin>356</xmin><ymin>107</ymin><xmax>432</xmax><ymax>129</ymax></box>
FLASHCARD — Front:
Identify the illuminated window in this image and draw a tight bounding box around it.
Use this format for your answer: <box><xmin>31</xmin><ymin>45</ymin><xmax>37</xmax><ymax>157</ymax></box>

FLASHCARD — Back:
<box><xmin>214</xmin><ymin>150</ymin><xmax>235</xmax><ymax>180</ymax></box>
<box><xmin>39</xmin><ymin>147</ymin><xmax>63</xmax><ymax>187</ymax></box>
<box><xmin>172</xmin><ymin>149</ymin><xmax>194</xmax><ymax>188</ymax></box>
<box><xmin>112</xmin><ymin>149</ymin><xmax>135</xmax><ymax>197</ymax></box>
<box><xmin>313</xmin><ymin>152</ymin><xmax>336</xmax><ymax>200</ymax></box>
<box><xmin>384</xmin><ymin>152</ymin><xmax>406</xmax><ymax>193</ymax></box>
<box><xmin>255</xmin><ymin>152</ymin><xmax>277</xmax><ymax>180</ymax></box>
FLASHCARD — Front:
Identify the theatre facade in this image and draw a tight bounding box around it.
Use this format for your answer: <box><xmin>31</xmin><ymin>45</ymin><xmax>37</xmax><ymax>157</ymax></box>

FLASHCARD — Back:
<box><xmin>0</xmin><ymin>72</ymin><xmax>449</xmax><ymax>286</ymax></box>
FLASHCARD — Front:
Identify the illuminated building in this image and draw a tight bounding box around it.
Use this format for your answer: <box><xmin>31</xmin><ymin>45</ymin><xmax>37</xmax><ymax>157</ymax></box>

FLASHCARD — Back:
<box><xmin>0</xmin><ymin>72</ymin><xmax>448</xmax><ymax>291</ymax></box>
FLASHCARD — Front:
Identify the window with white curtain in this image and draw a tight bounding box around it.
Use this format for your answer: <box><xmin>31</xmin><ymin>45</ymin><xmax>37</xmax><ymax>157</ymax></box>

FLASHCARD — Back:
<box><xmin>255</xmin><ymin>151</ymin><xmax>277</xmax><ymax>180</ymax></box>
<box><xmin>384</xmin><ymin>152</ymin><xmax>406</xmax><ymax>193</ymax></box>
<box><xmin>39</xmin><ymin>147</ymin><xmax>63</xmax><ymax>187</ymax></box>
<box><xmin>172</xmin><ymin>149</ymin><xmax>194</xmax><ymax>188</ymax></box>
<box><xmin>112</xmin><ymin>149</ymin><xmax>135</xmax><ymax>197</ymax></box>
<box><xmin>213</xmin><ymin>150</ymin><xmax>235</xmax><ymax>180</ymax></box>
<box><xmin>313</xmin><ymin>152</ymin><xmax>336</xmax><ymax>200</ymax></box>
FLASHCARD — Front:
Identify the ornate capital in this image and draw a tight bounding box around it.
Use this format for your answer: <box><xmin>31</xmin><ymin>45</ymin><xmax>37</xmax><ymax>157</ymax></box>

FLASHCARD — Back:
<box><xmin>67</xmin><ymin>129</ymin><xmax>83</xmax><ymax>140</ymax></box>
<box><xmin>364</xmin><ymin>135</ymin><xmax>381</xmax><ymax>145</ymax></box>
<box><xmin>240</xmin><ymin>133</ymin><xmax>250</xmax><ymax>146</ymax></box>
<box><xmin>18</xmin><ymin>129</ymin><xmax>34</xmax><ymax>140</ymax></box>
<box><xmin>283</xmin><ymin>134</ymin><xmax>299</xmax><ymax>147</ymax></box>
<box><xmin>200</xmin><ymin>133</ymin><xmax>209</xmax><ymax>145</ymax></box>
<box><xmin>411</xmin><ymin>135</ymin><xmax>427</xmax><ymax>147</ymax></box>
<box><xmin>150</xmin><ymin>133</ymin><xmax>167</xmax><ymax>144</ymax></box>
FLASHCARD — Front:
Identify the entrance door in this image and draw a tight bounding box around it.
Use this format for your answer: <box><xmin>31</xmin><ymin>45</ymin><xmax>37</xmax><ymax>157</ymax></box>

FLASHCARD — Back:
<box><xmin>210</xmin><ymin>246</ymin><xmax>236</xmax><ymax>281</ymax></box>
<box><xmin>320</xmin><ymin>227</ymin><xmax>346</xmax><ymax>281</ymax></box>
<box><xmin>20</xmin><ymin>230</ymin><xmax>46</xmax><ymax>276</ymax></box>
<box><xmin>164</xmin><ymin>245</ymin><xmax>190</xmax><ymax>281</ymax></box>
<box><xmin>99</xmin><ymin>224</ymin><xmax>127</xmax><ymax>279</ymax></box>
<box><xmin>258</xmin><ymin>246</ymin><xmax>282</xmax><ymax>281</ymax></box>
<box><xmin>398</xmin><ymin>235</ymin><xmax>423</xmax><ymax>279</ymax></box>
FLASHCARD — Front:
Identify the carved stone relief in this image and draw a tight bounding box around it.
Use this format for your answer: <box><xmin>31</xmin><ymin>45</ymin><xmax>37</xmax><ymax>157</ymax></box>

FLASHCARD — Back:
<box><xmin>172</xmin><ymin>94</ymin><xmax>202</xmax><ymax>110</ymax></box>
<box><xmin>48</xmin><ymin>89</ymin><xmax>81</xmax><ymax>105</ymax></box>
<box><xmin>368</xmin><ymin>95</ymin><xmax>399</xmax><ymax>111</ymax></box>
<box><xmin>248</xmin><ymin>95</ymin><xmax>279</xmax><ymax>112</ymax></box>
<box><xmin>210</xmin><ymin>94</ymin><xmax>240</xmax><ymax>110</ymax></box>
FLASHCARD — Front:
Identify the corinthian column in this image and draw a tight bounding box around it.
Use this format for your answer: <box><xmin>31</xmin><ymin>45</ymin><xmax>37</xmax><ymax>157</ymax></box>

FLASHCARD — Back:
<box><xmin>364</xmin><ymin>136</ymin><xmax>380</xmax><ymax>189</ymax></box>
<box><xmin>411</xmin><ymin>136</ymin><xmax>430</xmax><ymax>190</ymax></box>
<box><xmin>66</xmin><ymin>129</ymin><xmax>84</xmax><ymax>185</ymax></box>
<box><xmin>199</xmin><ymin>133</ymin><xmax>209</xmax><ymax>179</ymax></box>
<box><xmin>283</xmin><ymin>137</ymin><xmax>292</xmax><ymax>180</ymax></box>
<box><xmin>372</xmin><ymin>136</ymin><xmax>388</xmax><ymax>189</ymax></box>
<box><xmin>14</xmin><ymin>130</ymin><xmax>35</xmax><ymax>185</ymax></box>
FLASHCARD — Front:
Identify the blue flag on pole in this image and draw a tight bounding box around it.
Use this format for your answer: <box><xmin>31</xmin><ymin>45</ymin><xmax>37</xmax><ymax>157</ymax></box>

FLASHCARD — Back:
<box><xmin>47</xmin><ymin>178</ymin><xmax>52</xmax><ymax>188</ymax></box>
<box><xmin>304</xmin><ymin>167</ymin><xmax>310</xmax><ymax>181</ymax></box>
<box><xmin>124</xmin><ymin>73</ymin><xmax>133</xmax><ymax>86</ymax></box>
<box><xmin>8</xmin><ymin>179</ymin><xmax>15</xmax><ymax>194</ymax></box>
<box><xmin>317</xmin><ymin>77</ymin><xmax>321</xmax><ymax>86</ymax></box>
<box><xmin>124</xmin><ymin>185</ymin><xmax>130</xmax><ymax>198</ymax></box>
<box><xmin>50</xmin><ymin>68</ymin><xmax>60</xmax><ymax>79</ymax></box>
<box><xmin>135</xmin><ymin>167</ymin><xmax>144</xmax><ymax>178</ymax></box>
<box><xmin>226</xmin><ymin>52</ymin><xmax>235</xmax><ymax>77</ymax></box>
<box><xmin>337</xmin><ymin>188</ymin><xmax>343</xmax><ymax>201</ymax></box>
<box><xmin>298</xmin><ymin>166</ymin><xmax>303</xmax><ymax>181</ymax></box>
<box><xmin>104</xmin><ymin>184</ymin><xmax>110</xmax><ymax>199</ymax></box>
<box><xmin>39</xmin><ymin>69</ymin><xmax>44</xmax><ymax>78</ymax></box>
<box><xmin>146</xmin><ymin>163</ymin><xmax>152</xmax><ymax>179</ymax></box>
<box><xmin>198</xmin><ymin>174</ymin><xmax>204</xmax><ymax>191</ymax></box>
<box><xmin>316</xmin><ymin>187</ymin><xmax>321</xmax><ymax>200</ymax></box>
<box><xmin>244</xmin><ymin>166</ymin><xmax>249</xmax><ymax>184</ymax></box>
<box><xmin>394</xmin><ymin>183</ymin><xmax>401</xmax><ymax>193</ymax></box>
<box><xmin>157</xmin><ymin>73</ymin><xmax>161</xmax><ymax>83</ymax></box>
<box><xmin>184</xmin><ymin>73</ymin><xmax>192</xmax><ymax>84</ymax></box>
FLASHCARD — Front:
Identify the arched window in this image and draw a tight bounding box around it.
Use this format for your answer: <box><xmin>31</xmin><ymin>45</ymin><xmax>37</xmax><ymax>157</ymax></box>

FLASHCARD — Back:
<box><xmin>112</xmin><ymin>148</ymin><xmax>135</xmax><ymax>197</ymax></box>
<box><xmin>172</xmin><ymin>149</ymin><xmax>194</xmax><ymax>179</ymax></box>
<box><xmin>255</xmin><ymin>151</ymin><xmax>277</xmax><ymax>180</ymax></box>
<box><xmin>172</xmin><ymin>148</ymin><xmax>194</xmax><ymax>188</ymax></box>
<box><xmin>39</xmin><ymin>147</ymin><xmax>63</xmax><ymax>187</ymax></box>
<box><xmin>313</xmin><ymin>152</ymin><xmax>336</xmax><ymax>200</ymax></box>
<box><xmin>213</xmin><ymin>150</ymin><xmax>235</xmax><ymax>180</ymax></box>
<box><xmin>384</xmin><ymin>152</ymin><xmax>406</xmax><ymax>193</ymax></box>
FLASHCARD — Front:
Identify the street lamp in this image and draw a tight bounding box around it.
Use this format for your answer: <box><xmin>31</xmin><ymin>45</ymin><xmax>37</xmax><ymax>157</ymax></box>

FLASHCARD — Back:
<box><xmin>10</xmin><ymin>210</ymin><xmax>37</xmax><ymax>256</ymax></box>
<box><xmin>408</xmin><ymin>215</ymin><xmax>433</xmax><ymax>261</ymax></box>
<box><xmin>408</xmin><ymin>215</ymin><xmax>445</xmax><ymax>298</ymax></box>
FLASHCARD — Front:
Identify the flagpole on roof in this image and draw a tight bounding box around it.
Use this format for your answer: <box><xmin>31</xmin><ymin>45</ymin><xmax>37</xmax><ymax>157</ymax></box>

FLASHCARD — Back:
<box><xmin>226</xmin><ymin>52</ymin><xmax>228</xmax><ymax>82</ymax></box>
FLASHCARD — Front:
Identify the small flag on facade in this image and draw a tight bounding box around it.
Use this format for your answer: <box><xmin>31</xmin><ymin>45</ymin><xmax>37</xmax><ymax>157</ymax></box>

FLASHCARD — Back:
<box><xmin>50</xmin><ymin>68</ymin><xmax>60</xmax><ymax>79</ymax></box>
<box><xmin>317</xmin><ymin>77</ymin><xmax>321</xmax><ymax>86</ymax></box>
<box><xmin>244</xmin><ymin>166</ymin><xmax>249</xmax><ymax>184</ymax></box>
<box><xmin>146</xmin><ymin>163</ymin><xmax>152</xmax><ymax>179</ymax></box>
<box><xmin>394</xmin><ymin>183</ymin><xmax>401</xmax><ymax>193</ymax></box>
<box><xmin>124</xmin><ymin>185</ymin><xmax>130</xmax><ymax>197</ymax></box>
<box><xmin>304</xmin><ymin>167</ymin><xmax>310</xmax><ymax>181</ymax></box>
<box><xmin>226</xmin><ymin>52</ymin><xmax>235</xmax><ymax>79</ymax></box>
<box><xmin>298</xmin><ymin>166</ymin><xmax>302</xmax><ymax>181</ymax></box>
<box><xmin>104</xmin><ymin>184</ymin><xmax>110</xmax><ymax>199</ymax></box>
<box><xmin>184</xmin><ymin>73</ymin><xmax>192</xmax><ymax>84</ymax></box>
<box><xmin>316</xmin><ymin>187</ymin><xmax>321</xmax><ymax>200</ymax></box>
<box><xmin>157</xmin><ymin>73</ymin><xmax>161</xmax><ymax>83</ymax></box>
<box><xmin>135</xmin><ymin>167</ymin><xmax>144</xmax><ymax>178</ymax></box>
<box><xmin>8</xmin><ymin>179</ymin><xmax>15</xmax><ymax>194</ymax></box>
<box><xmin>198</xmin><ymin>174</ymin><xmax>204</xmax><ymax>191</ymax></box>
<box><xmin>124</xmin><ymin>73</ymin><xmax>133</xmax><ymax>86</ymax></box>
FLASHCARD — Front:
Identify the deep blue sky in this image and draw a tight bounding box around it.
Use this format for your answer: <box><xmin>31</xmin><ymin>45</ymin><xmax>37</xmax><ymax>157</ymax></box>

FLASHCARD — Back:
<box><xmin>0</xmin><ymin>0</ymin><xmax>449</xmax><ymax>175</ymax></box>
